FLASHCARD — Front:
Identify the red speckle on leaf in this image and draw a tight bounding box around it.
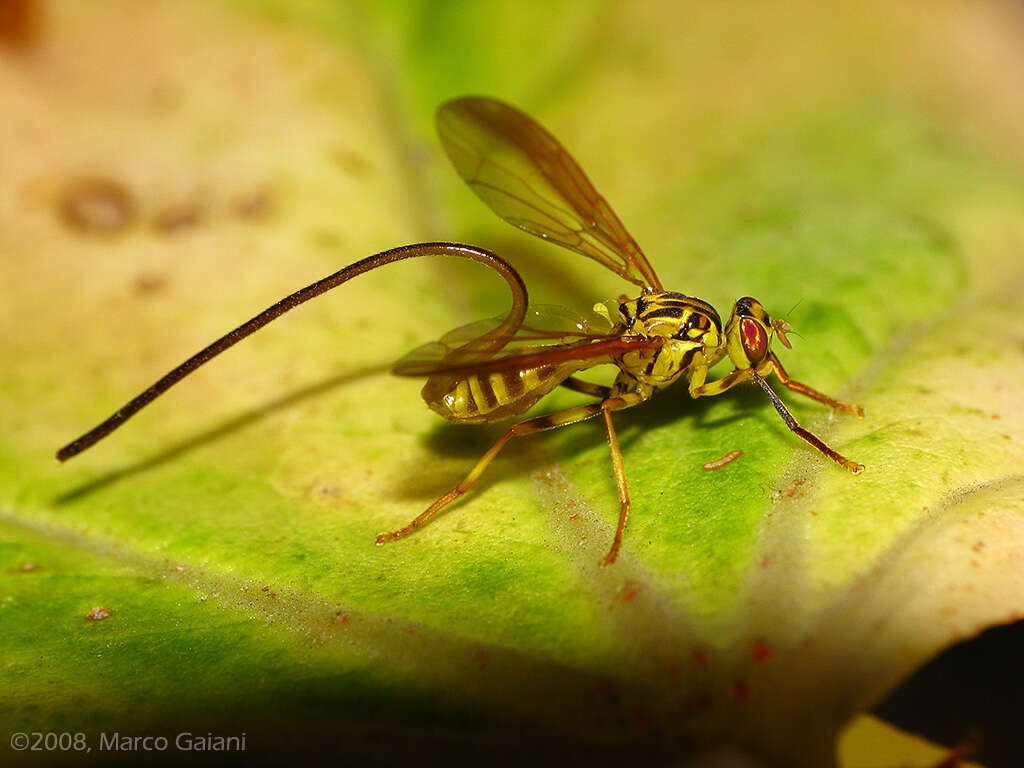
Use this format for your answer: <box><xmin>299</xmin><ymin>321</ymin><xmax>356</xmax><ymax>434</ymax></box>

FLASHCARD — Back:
<box><xmin>614</xmin><ymin>580</ymin><xmax>642</xmax><ymax>605</ymax></box>
<box><xmin>568</xmin><ymin>513</ymin><xmax>580</xmax><ymax>521</ymax></box>
<box><xmin>334</xmin><ymin>612</ymin><xmax>351</xmax><ymax>624</ymax></box>
<box><xmin>782</xmin><ymin>478</ymin><xmax>805</xmax><ymax>498</ymax></box>
<box><xmin>752</xmin><ymin>639</ymin><xmax>772</xmax><ymax>662</ymax></box>
<box><xmin>733</xmin><ymin>681</ymin><xmax>750</xmax><ymax>700</ymax></box>
<box><xmin>476</xmin><ymin>650</ymin><xmax>491</xmax><ymax>667</ymax></box>
<box><xmin>759</xmin><ymin>555</ymin><xmax>772</xmax><ymax>568</ymax></box>
<box><xmin>695</xmin><ymin>693</ymin><xmax>712</xmax><ymax>710</ymax></box>
<box><xmin>972</xmin><ymin>541</ymin><xmax>985</xmax><ymax>553</ymax></box>
<box><xmin>693</xmin><ymin>648</ymin><xmax>709</xmax><ymax>665</ymax></box>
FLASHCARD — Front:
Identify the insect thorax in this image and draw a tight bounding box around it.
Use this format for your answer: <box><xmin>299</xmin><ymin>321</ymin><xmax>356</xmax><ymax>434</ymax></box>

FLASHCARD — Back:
<box><xmin>613</xmin><ymin>291</ymin><xmax>724</xmax><ymax>390</ymax></box>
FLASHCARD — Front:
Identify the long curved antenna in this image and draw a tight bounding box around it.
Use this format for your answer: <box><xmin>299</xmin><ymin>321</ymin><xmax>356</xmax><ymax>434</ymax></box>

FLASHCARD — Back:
<box><xmin>56</xmin><ymin>243</ymin><xmax>528</xmax><ymax>461</ymax></box>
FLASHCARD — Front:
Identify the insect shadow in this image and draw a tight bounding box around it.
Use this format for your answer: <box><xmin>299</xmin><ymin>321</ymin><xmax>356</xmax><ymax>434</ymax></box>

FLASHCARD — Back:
<box><xmin>52</xmin><ymin>363</ymin><xmax>388</xmax><ymax>505</ymax></box>
<box><xmin>396</xmin><ymin>375</ymin><xmax>768</xmax><ymax>504</ymax></box>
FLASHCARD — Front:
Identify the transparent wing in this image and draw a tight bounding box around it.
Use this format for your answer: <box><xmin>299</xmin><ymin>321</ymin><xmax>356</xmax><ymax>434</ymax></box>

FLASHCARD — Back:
<box><xmin>436</xmin><ymin>97</ymin><xmax>663</xmax><ymax>291</ymax></box>
<box><xmin>391</xmin><ymin>304</ymin><xmax>654</xmax><ymax>377</ymax></box>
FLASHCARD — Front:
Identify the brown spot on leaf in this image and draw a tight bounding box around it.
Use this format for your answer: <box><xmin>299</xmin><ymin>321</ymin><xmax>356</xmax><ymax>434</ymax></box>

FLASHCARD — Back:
<box><xmin>59</xmin><ymin>177</ymin><xmax>136</xmax><ymax>234</ymax></box>
<box><xmin>151</xmin><ymin>202</ymin><xmax>203</xmax><ymax>234</ymax></box>
<box><xmin>0</xmin><ymin>0</ymin><xmax>39</xmax><ymax>49</ymax></box>
<box><xmin>233</xmin><ymin>189</ymin><xmax>275</xmax><ymax>221</ymax></box>
<box><xmin>86</xmin><ymin>606</ymin><xmax>112</xmax><ymax>621</ymax></box>
<box><xmin>331</xmin><ymin>145</ymin><xmax>369</xmax><ymax>177</ymax></box>
<box><xmin>133</xmin><ymin>272</ymin><xmax>169</xmax><ymax>296</ymax></box>
<box><xmin>733</xmin><ymin>680</ymin><xmax>750</xmax><ymax>700</ymax></box>
<box><xmin>693</xmin><ymin>647</ymin><xmax>709</xmax><ymax>665</ymax></box>
<box><xmin>144</xmin><ymin>81</ymin><xmax>181</xmax><ymax>114</ymax></box>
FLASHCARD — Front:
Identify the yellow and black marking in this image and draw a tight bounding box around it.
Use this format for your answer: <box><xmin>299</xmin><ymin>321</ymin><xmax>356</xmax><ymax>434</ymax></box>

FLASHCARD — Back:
<box><xmin>429</xmin><ymin>363</ymin><xmax>573</xmax><ymax>423</ymax></box>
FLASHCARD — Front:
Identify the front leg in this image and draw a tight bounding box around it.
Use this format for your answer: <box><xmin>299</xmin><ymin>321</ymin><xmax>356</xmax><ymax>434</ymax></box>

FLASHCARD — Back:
<box><xmin>751</xmin><ymin>372</ymin><xmax>864</xmax><ymax>474</ymax></box>
<box><xmin>687</xmin><ymin>363</ymin><xmax>863</xmax><ymax>474</ymax></box>
<box><xmin>687</xmin><ymin>364</ymin><xmax>754</xmax><ymax>399</ymax></box>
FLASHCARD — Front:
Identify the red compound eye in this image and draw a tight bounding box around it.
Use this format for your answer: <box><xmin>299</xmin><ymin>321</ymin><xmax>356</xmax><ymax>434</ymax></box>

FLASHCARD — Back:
<box><xmin>740</xmin><ymin>318</ymin><xmax>767</xmax><ymax>360</ymax></box>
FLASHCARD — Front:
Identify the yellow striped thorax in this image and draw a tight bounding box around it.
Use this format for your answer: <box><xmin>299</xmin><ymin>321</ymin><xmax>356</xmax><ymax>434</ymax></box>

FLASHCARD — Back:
<box><xmin>611</xmin><ymin>291</ymin><xmax>725</xmax><ymax>390</ymax></box>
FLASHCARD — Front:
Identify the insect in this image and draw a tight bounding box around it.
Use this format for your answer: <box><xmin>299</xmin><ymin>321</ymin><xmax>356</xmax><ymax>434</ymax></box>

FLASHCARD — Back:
<box><xmin>57</xmin><ymin>97</ymin><xmax>864</xmax><ymax>566</ymax></box>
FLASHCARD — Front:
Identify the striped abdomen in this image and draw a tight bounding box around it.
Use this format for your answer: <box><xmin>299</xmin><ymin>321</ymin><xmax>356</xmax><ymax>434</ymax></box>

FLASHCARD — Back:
<box><xmin>423</xmin><ymin>362</ymin><xmax>579</xmax><ymax>424</ymax></box>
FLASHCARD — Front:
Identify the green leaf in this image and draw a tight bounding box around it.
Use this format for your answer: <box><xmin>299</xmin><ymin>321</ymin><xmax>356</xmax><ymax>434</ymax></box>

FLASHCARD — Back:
<box><xmin>1</xmin><ymin>1</ymin><xmax>1021</xmax><ymax>765</ymax></box>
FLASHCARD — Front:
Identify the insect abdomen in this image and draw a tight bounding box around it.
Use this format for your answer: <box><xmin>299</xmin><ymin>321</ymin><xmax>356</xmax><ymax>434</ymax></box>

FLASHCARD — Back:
<box><xmin>424</xmin><ymin>364</ymin><xmax>571</xmax><ymax>424</ymax></box>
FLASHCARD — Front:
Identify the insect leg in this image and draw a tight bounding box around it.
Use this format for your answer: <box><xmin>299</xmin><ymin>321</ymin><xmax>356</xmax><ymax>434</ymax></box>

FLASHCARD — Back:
<box><xmin>376</xmin><ymin>392</ymin><xmax>645</xmax><ymax>565</ymax></box>
<box><xmin>768</xmin><ymin>354</ymin><xmax>863</xmax><ymax>416</ymax></box>
<box><xmin>600</xmin><ymin>401</ymin><xmax>630</xmax><ymax>566</ymax></box>
<box><xmin>560</xmin><ymin>377</ymin><xmax>612</xmax><ymax>399</ymax></box>
<box><xmin>687</xmin><ymin>367</ymin><xmax>754</xmax><ymax>399</ymax></box>
<box><xmin>751</xmin><ymin>371</ymin><xmax>864</xmax><ymax>474</ymax></box>
<box><xmin>375</xmin><ymin>402</ymin><xmax>606</xmax><ymax>545</ymax></box>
